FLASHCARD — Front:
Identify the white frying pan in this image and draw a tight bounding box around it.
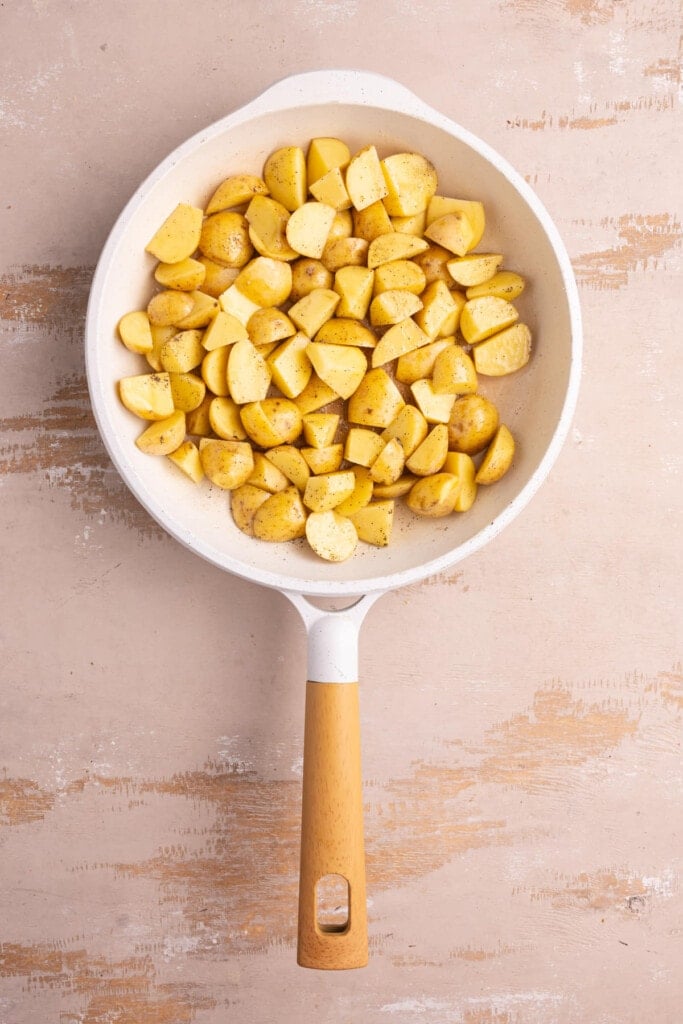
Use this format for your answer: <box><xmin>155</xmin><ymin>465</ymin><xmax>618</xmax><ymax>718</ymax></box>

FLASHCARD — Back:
<box><xmin>85</xmin><ymin>70</ymin><xmax>582</xmax><ymax>970</ymax></box>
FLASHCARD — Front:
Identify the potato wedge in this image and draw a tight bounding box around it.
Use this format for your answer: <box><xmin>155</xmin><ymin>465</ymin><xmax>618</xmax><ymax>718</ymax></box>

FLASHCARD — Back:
<box><xmin>288</xmin><ymin>288</ymin><xmax>340</xmax><ymax>337</ymax></box>
<box><xmin>443</xmin><ymin>451</ymin><xmax>477</xmax><ymax>511</ymax></box>
<box><xmin>328</xmin><ymin>210</ymin><xmax>354</xmax><ymax>241</ymax></box>
<box><xmin>175</xmin><ymin>290</ymin><xmax>219</xmax><ymax>330</ymax></box>
<box><xmin>200</xmin><ymin>346</ymin><xmax>230</xmax><ymax>396</ymax></box>
<box><xmin>302</xmin><ymin>413</ymin><xmax>340</xmax><ymax>449</ymax></box>
<box><xmin>413</xmin><ymin>280</ymin><xmax>459</xmax><ymax>341</ymax></box>
<box><xmin>447</xmin><ymin>253</ymin><xmax>503</xmax><ymax>287</ymax></box>
<box><xmin>147</xmin><ymin>290</ymin><xmax>195</xmax><ymax>327</ymax></box>
<box><xmin>345</xmin><ymin>145</ymin><xmax>388</xmax><ymax>211</ymax></box>
<box><xmin>118</xmin><ymin>310</ymin><xmax>153</xmax><ymax>354</ymax></box>
<box><xmin>119</xmin><ymin>372</ymin><xmax>174</xmax><ymax>420</ymax></box>
<box><xmin>169</xmin><ymin>372</ymin><xmax>206</xmax><ymax>412</ymax></box>
<box><xmin>395</xmin><ymin>338</ymin><xmax>454</xmax><ymax>384</ymax></box>
<box><xmin>199</xmin><ymin>438</ymin><xmax>254</xmax><ymax>490</ymax></box>
<box><xmin>199</xmin><ymin>212</ymin><xmax>253</xmax><ymax>268</ymax></box>
<box><xmin>202</xmin><ymin>310</ymin><xmax>248</xmax><ymax>350</ymax></box>
<box><xmin>410</xmin><ymin>378</ymin><xmax>456</xmax><ymax>424</ymax></box>
<box><xmin>333</xmin><ymin>266</ymin><xmax>375</xmax><ymax>320</ymax></box>
<box><xmin>285</xmin><ymin>201</ymin><xmax>336</xmax><ymax>258</ymax></box>
<box><xmin>301</xmin><ymin>443</ymin><xmax>344</xmax><ymax>475</ymax></box>
<box><xmin>267</xmin><ymin>331</ymin><xmax>312</xmax><ymax>398</ymax></box>
<box><xmin>447</xmin><ymin>394</ymin><xmax>499</xmax><ymax>454</ymax></box>
<box><xmin>248</xmin><ymin>452</ymin><xmax>290</xmax><ymax>493</ymax></box>
<box><xmin>253</xmin><ymin>487</ymin><xmax>307</xmax><ymax>541</ymax></box>
<box><xmin>370</xmin><ymin>437</ymin><xmax>405</xmax><ymax>485</ymax></box>
<box><xmin>466</xmin><ymin>270</ymin><xmax>526</xmax><ymax>301</ymax></box>
<box><xmin>265</xmin><ymin>445</ymin><xmax>311</xmax><ymax>492</ymax></box>
<box><xmin>160</xmin><ymin>329</ymin><xmax>204</xmax><ymax>373</ymax></box>
<box><xmin>290</xmin><ymin>258</ymin><xmax>333</xmax><ymax>301</ymax></box>
<box><xmin>369</xmin><ymin>289</ymin><xmax>423</xmax><ymax>327</ymax></box>
<box><xmin>304</xmin><ymin>470</ymin><xmax>356</xmax><ymax>513</ymax></box>
<box><xmin>352</xmin><ymin>200</ymin><xmax>393</xmax><ymax>241</ymax></box>
<box><xmin>309</xmin><ymin>168</ymin><xmax>352</xmax><ymax>211</ymax></box>
<box><xmin>472</xmin><ymin>323</ymin><xmax>531</xmax><ymax>376</ymax></box>
<box><xmin>391</xmin><ymin>211</ymin><xmax>427</xmax><ymax>236</ymax></box>
<box><xmin>245</xmin><ymin>195</ymin><xmax>298</xmax><ymax>261</ymax></box>
<box><xmin>135</xmin><ymin>409</ymin><xmax>186</xmax><ymax>455</ymax></box>
<box><xmin>348</xmin><ymin>500</ymin><xmax>394</xmax><ymax>546</ymax></box>
<box><xmin>293</xmin><ymin>373</ymin><xmax>340</xmax><ymax>414</ymax></box>
<box><xmin>205</xmin><ymin>174</ymin><xmax>268</xmax><ymax>215</ymax></box>
<box><xmin>381</xmin><ymin>404</ymin><xmax>429</xmax><ymax>457</ymax></box>
<box><xmin>424</xmin><ymin>212</ymin><xmax>475</xmax><ymax>257</ymax></box>
<box><xmin>208</xmin><ymin>396</ymin><xmax>248</xmax><ymax>441</ymax></box>
<box><xmin>234</xmin><ymin>257</ymin><xmax>292</xmax><ymax>307</ymax></box>
<box><xmin>316</xmin><ymin>317</ymin><xmax>376</xmax><ymax>349</ymax></box>
<box><xmin>334</xmin><ymin>466</ymin><xmax>374</xmax><ymax>516</ymax></box>
<box><xmin>154</xmin><ymin>257</ymin><xmax>206</xmax><ymax>292</ymax></box>
<box><xmin>406</xmin><ymin>472</ymin><xmax>460</xmax><ymax>517</ymax></box>
<box><xmin>197</xmin><ymin>257</ymin><xmax>240</xmax><ymax>298</ymax></box>
<box><xmin>247</xmin><ymin>307</ymin><xmax>296</xmax><ymax>348</ymax></box>
<box><xmin>146</xmin><ymin>324</ymin><xmax>175</xmax><ymax>371</ymax></box>
<box><xmin>380</xmin><ymin>152</ymin><xmax>438</xmax><ymax>217</ymax></box>
<box><xmin>227</xmin><ymin>339</ymin><xmax>271</xmax><ymax>404</ymax></box>
<box><xmin>321</xmin><ymin>236</ymin><xmax>369</xmax><ymax>273</ymax></box>
<box><xmin>240</xmin><ymin>397</ymin><xmax>303</xmax><ymax>448</ymax></box>
<box><xmin>405</xmin><ymin>423</ymin><xmax>449</xmax><ymax>476</ymax></box>
<box><xmin>167</xmin><ymin>440</ymin><xmax>204</xmax><ymax>484</ymax></box>
<box><xmin>432</xmin><ymin>345</ymin><xmax>478</xmax><ymax>394</ymax></box>
<box><xmin>145</xmin><ymin>203</ymin><xmax>203</xmax><ymax>264</ymax></box>
<box><xmin>372</xmin><ymin>474</ymin><xmax>418</xmax><ymax>499</ymax></box>
<box><xmin>307</xmin><ymin>137</ymin><xmax>351</xmax><ymax>185</ymax></box>
<box><xmin>306</xmin><ymin>342</ymin><xmax>367</xmax><ymax>400</ymax></box>
<box><xmin>230</xmin><ymin>483</ymin><xmax>271</xmax><ymax>535</ymax></box>
<box><xmin>475</xmin><ymin>424</ymin><xmax>515</xmax><ymax>484</ymax></box>
<box><xmin>459</xmin><ymin>296</ymin><xmax>519</xmax><ymax>345</ymax></box>
<box><xmin>367</xmin><ymin>232</ymin><xmax>429</xmax><ymax>268</ymax></box>
<box><xmin>305</xmin><ymin>510</ymin><xmax>358</xmax><ymax>562</ymax></box>
<box><xmin>185</xmin><ymin>395</ymin><xmax>213</xmax><ymax>436</ymax></box>
<box><xmin>219</xmin><ymin>284</ymin><xmax>261</xmax><ymax>327</ymax></box>
<box><xmin>371</xmin><ymin>316</ymin><xmax>430</xmax><ymax>367</ymax></box>
<box><xmin>373</xmin><ymin>259</ymin><xmax>426</xmax><ymax>296</ymax></box>
<box><xmin>264</xmin><ymin>146</ymin><xmax>307</xmax><ymax>211</ymax></box>
<box><xmin>347</xmin><ymin>368</ymin><xmax>405</xmax><ymax>428</ymax></box>
<box><xmin>344</xmin><ymin>427</ymin><xmax>385</xmax><ymax>468</ymax></box>
<box><xmin>427</xmin><ymin>196</ymin><xmax>485</xmax><ymax>249</ymax></box>
<box><xmin>412</xmin><ymin>244</ymin><xmax>453</xmax><ymax>284</ymax></box>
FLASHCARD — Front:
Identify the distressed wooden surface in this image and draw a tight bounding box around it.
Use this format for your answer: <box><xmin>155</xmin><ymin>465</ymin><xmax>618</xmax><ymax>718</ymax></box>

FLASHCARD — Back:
<box><xmin>1</xmin><ymin>1</ymin><xmax>681</xmax><ymax>1022</ymax></box>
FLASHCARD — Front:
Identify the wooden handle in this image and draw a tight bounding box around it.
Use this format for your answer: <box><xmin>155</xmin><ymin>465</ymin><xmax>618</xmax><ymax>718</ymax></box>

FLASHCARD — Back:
<box><xmin>297</xmin><ymin>681</ymin><xmax>368</xmax><ymax>969</ymax></box>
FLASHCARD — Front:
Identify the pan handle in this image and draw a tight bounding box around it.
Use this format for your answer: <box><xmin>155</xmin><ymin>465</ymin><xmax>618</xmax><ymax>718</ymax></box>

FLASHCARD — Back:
<box><xmin>284</xmin><ymin>592</ymin><xmax>381</xmax><ymax>970</ymax></box>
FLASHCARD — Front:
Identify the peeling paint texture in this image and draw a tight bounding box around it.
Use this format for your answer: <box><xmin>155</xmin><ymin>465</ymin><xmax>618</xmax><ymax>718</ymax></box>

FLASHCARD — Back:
<box><xmin>1</xmin><ymin>1</ymin><xmax>681</xmax><ymax>1023</ymax></box>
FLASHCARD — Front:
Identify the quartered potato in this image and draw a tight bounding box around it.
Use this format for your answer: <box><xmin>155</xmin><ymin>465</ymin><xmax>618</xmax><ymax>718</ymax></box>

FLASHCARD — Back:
<box><xmin>117</xmin><ymin>134</ymin><xmax>534</xmax><ymax>562</ymax></box>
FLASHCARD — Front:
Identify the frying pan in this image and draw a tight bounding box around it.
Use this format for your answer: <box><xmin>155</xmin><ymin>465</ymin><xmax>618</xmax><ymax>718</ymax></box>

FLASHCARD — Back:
<box><xmin>85</xmin><ymin>69</ymin><xmax>582</xmax><ymax>970</ymax></box>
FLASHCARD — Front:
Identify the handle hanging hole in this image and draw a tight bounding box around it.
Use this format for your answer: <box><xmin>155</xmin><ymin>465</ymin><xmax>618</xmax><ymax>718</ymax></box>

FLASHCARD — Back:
<box><xmin>316</xmin><ymin>874</ymin><xmax>350</xmax><ymax>934</ymax></box>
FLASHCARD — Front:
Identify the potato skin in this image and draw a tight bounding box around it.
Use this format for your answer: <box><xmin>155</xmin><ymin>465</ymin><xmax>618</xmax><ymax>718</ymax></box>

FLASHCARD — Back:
<box><xmin>447</xmin><ymin>394</ymin><xmax>499</xmax><ymax>455</ymax></box>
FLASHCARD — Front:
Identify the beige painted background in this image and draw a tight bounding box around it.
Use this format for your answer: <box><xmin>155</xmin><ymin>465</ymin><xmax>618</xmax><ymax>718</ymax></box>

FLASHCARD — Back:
<box><xmin>0</xmin><ymin>1</ymin><xmax>681</xmax><ymax>1022</ymax></box>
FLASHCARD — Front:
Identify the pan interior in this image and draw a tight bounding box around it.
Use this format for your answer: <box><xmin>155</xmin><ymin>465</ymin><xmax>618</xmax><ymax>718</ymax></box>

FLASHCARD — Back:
<box><xmin>87</xmin><ymin>100</ymin><xmax>578</xmax><ymax>596</ymax></box>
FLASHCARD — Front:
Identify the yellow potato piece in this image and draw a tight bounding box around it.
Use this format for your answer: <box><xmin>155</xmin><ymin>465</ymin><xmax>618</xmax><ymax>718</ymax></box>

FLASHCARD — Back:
<box><xmin>460</xmin><ymin>296</ymin><xmax>519</xmax><ymax>345</ymax></box>
<box><xmin>245</xmin><ymin>195</ymin><xmax>298</xmax><ymax>261</ymax></box>
<box><xmin>381</xmin><ymin>404</ymin><xmax>428</xmax><ymax>457</ymax></box>
<box><xmin>118</xmin><ymin>310</ymin><xmax>153</xmax><ymax>354</ymax></box>
<box><xmin>290</xmin><ymin>258</ymin><xmax>333</xmax><ymax>301</ymax></box>
<box><xmin>234</xmin><ymin>257</ymin><xmax>292</xmax><ymax>307</ymax></box>
<box><xmin>199</xmin><ymin>438</ymin><xmax>254</xmax><ymax>490</ymax></box>
<box><xmin>201</xmin><ymin>346</ymin><xmax>230</xmax><ymax>396</ymax></box>
<box><xmin>347</xmin><ymin>368</ymin><xmax>405</xmax><ymax>428</ymax></box>
<box><xmin>202</xmin><ymin>310</ymin><xmax>248</xmax><ymax>351</ymax></box>
<box><xmin>405</xmin><ymin>423</ymin><xmax>449</xmax><ymax>476</ymax></box>
<box><xmin>135</xmin><ymin>409</ymin><xmax>186</xmax><ymax>455</ymax></box>
<box><xmin>185</xmin><ymin>395</ymin><xmax>213</xmax><ymax>436</ymax></box>
<box><xmin>167</xmin><ymin>440</ymin><xmax>204</xmax><ymax>484</ymax></box>
<box><xmin>475</xmin><ymin>424</ymin><xmax>515</xmax><ymax>485</ymax></box>
<box><xmin>240</xmin><ymin>398</ymin><xmax>302</xmax><ymax>448</ymax></box>
<box><xmin>293</xmin><ymin>373</ymin><xmax>340</xmax><ymax>414</ymax></box>
<box><xmin>427</xmin><ymin>196</ymin><xmax>485</xmax><ymax>249</ymax></box>
<box><xmin>119</xmin><ymin>372</ymin><xmax>174</xmax><ymax>420</ymax></box>
<box><xmin>472</xmin><ymin>323</ymin><xmax>531</xmax><ymax>376</ymax></box>
<box><xmin>372</xmin><ymin>474</ymin><xmax>418</xmax><ymax>499</ymax></box>
<box><xmin>391</xmin><ymin>211</ymin><xmax>427</xmax><ymax>236</ymax></box>
<box><xmin>176</xmin><ymin>291</ymin><xmax>219</xmax><ymax>330</ymax></box>
<box><xmin>321</xmin><ymin>236</ymin><xmax>369</xmax><ymax>273</ymax></box>
<box><xmin>199</xmin><ymin>212</ymin><xmax>253</xmax><ymax>268</ymax></box>
<box><xmin>154</xmin><ymin>257</ymin><xmax>206</xmax><ymax>292</ymax></box>
<box><xmin>247</xmin><ymin>307</ymin><xmax>296</xmax><ymax>348</ymax></box>
<box><xmin>447</xmin><ymin>394</ymin><xmax>499</xmax><ymax>454</ymax></box>
<box><xmin>230</xmin><ymin>483</ymin><xmax>271</xmax><ymax>535</ymax></box>
<box><xmin>227</xmin><ymin>339</ymin><xmax>271</xmax><ymax>404</ymax></box>
<box><xmin>345</xmin><ymin>145</ymin><xmax>388</xmax><ymax>211</ymax></box>
<box><xmin>168</xmin><ymin>372</ymin><xmax>206</xmax><ymax>413</ymax></box>
<box><xmin>395</xmin><ymin>338</ymin><xmax>454</xmax><ymax>384</ymax></box>
<box><xmin>348</xmin><ymin>500</ymin><xmax>395</xmax><ymax>546</ymax></box>
<box><xmin>309</xmin><ymin>168</ymin><xmax>352</xmax><ymax>211</ymax></box>
<box><xmin>145</xmin><ymin>203</ymin><xmax>203</xmax><ymax>264</ymax></box>
<box><xmin>466</xmin><ymin>270</ymin><xmax>526</xmax><ymax>301</ymax></box>
<box><xmin>306</xmin><ymin>342</ymin><xmax>367</xmax><ymax>400</ymax></box>
<box><xmin>367</xmin><ymin>232</ymin><xmax>429</xmax><ymax>269</ymax></box>
<box><xmin>208</xmin><ymin>396</ymin><xmax>247</xmax><ymax>441</ymax></box>
<box><xmin>373</xmin><ymin>259</ymin><xmax>426</xmax><ymax>296</ymax></box>
<box><xmin>432</xmin><ymin>345</ymin><xmax>478</xmax><ymax>394</ymax></box>
<box><xmin>253</xmin><ymin>487</ymin><xmax>307</xmax><ymax>542</ymax></box>
<box><xmin>424</xmin><ymin>212</ymin><xmax>475</xmax><ymax>257</ymax></box>
<box><xmin>446</xmin><ymin>253</ymin><xmax>503</xmax><ymax>287</ymax></box>
<box><xmin>301</xmin><ymin>443</ymin><xmax>344</xmax><ymax>475</ymax></box>
<box><xmin>267</xmin><ymin>332</ymin><xmax>313</xmax><ymax>399</ymax></box>
<box><xmin>334</xmin><ymin>466</ymin><xmax>374</xmax><ymax>517</ymax></box>
<box><xmin>307</xmin><ymin>137</ymin><xmax>351</xmax><ymax>186</ymax></box>
<box><xmin>146</xmin><ymin>324</ymin><xmax>175</xmax><ymax>371</ymax></box>
<box><xmin>303</xmin><ymin>470</ymin><xmax>356</xmax><ymax>513</ymax></box>
<box><xmin>197</xmin><ymin>257</ymin><xmax>240</xmax><ymax>298</ymax></box>
<box><xmin>147</xmin><ymin>290</ymin><xmax>195</xmax><ymax>327</ymax></box>
<box><xmin>219</xmin><ymin>284</ymin><xmax>261</xmax><ymax>327</ymax></box>
<box><xmin>265</xmin><ymin>445</ymin><xmax>311</xmax><ymax>492</ymax></box>
<box><xmin>333</xmin><ymin>266</ymin><xmax>375</xmax><ymax>320</ymax></box>
<box><xmin>406</xmin><ymin>473</ymin><xmax>460</xmax><ymax>517</ymax></box>
<box><xmin>413</xmin><ymin>280</ymin><xmax>458</xmax><ymax>340</ymax></box>
<box><xmin>302</xmin><ymin>413</ymin><xmax>340</xmax><ymax>449</ymax></box>
<box><xmin>288</xmin><ymin>288</ymin><xmax>340</xmax><ymax>336</ymax></box>
<box><xmin>412</xmin><ymin>244</ymin><xmax>453</xmax><ymax>284</ymax></box>
<box><xmin>344</xmin><ymin>427</ymin><xmax>385</xmax><ymax>468</ymax></box>
<box><xmin>443</xmin><ymin>451</ymin><xmax>478</xmax><ymax>511</ymax></box>
<box><xmin>370</xmin><ymin>437</ymin><xmax>405</xmax><ymax>485</ymax></box>
<box><xmin>369</xmin><ymin>289</ymin><xmax>423</xmax><ymax>327</ymax></box>
<box><xmin>205</xmin><ymin>174</ymin><xmax>269</xmax><ymax>216</ymax></box>
<box><xmin>305</xmin><ymin>510</ymin><xmax>358</xmax><ymax>562</ymax></box>
<box><xmin>160</xmin><ymin>329</ymin><xmax>204</xmax><ymax>373</ymax></box>
<box><xmin>410</xmin><ymin>378</ymin><xmax>456</xmax><ymax>424</ymax></box>
<box><xmin>264</xmin><ymin>146</ymin><xmax>307</xmax><ymax>212</ymax></box>
<box><xmin>327</xmin><ymin>210</ymin><xmax>354</xmax><ymax>241</ymax></box>
<box><xmin>380</xmin><ymin>152</ymin><xmax>438</xmax><ymax>217</ymax></box>
<box><xmin>371</xmin><ymin>316</ymin><xmax>430</xmax><ymax>367</ymax></box>
<box><xmin>315</xmin><ymin>317</ymin><xmax>376</xmax><ymax>349</ymax></box>
<box><xmin>248</xmin><ymin>452</ymin><xmax>290</xmax><ymax>493</ymax></box>
<box><xmin>353</xmin><ymin>200</ymin><xmax>394</xmax><ymax>241</ymax></box>
<box><xmin>285</xmin><ymin>201</ymin><xmax>336</xmax><ymax>258</ymax></box>
<box><xmin>439</xmin><ymin>289</ymin><xmax>467</xmax><ymax>337</ymax></box>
